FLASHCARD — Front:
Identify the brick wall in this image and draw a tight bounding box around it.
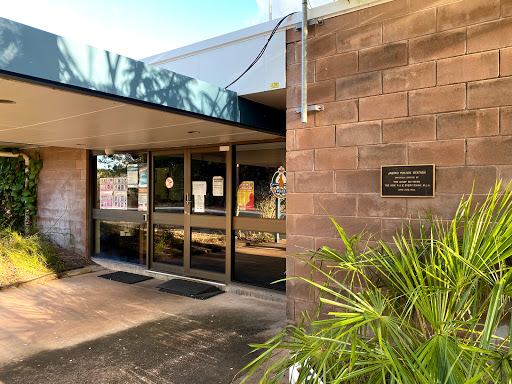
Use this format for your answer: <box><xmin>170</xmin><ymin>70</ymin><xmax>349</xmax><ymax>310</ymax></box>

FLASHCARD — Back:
<box><xmin>24</xmin><ymin>147</ymin><xmax>89</xmax><ymax>258</ymax></box>
<box><xmin>285</xmin><ymin>0</ymin><xmax>512</xmax><ymax>322</ymax></box>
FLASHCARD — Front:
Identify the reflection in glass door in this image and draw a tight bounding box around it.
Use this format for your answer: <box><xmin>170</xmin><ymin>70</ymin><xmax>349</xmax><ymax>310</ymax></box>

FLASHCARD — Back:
<box><xmin>153</xmin><ymin>224</ymin><xmax>185</xmax><ymax>266</ymax></box>
<box><xmin>154</xmin><ymin>154</ymin><xmax>185</xmax><ymax>213</ymax></box>
<box><xmin>152</xmin><ymin>154</ymin><xmax>185</xmax><ymax>267</ymax></box>
<box><xmin>189</xmin><ymin>151</ymin><xmax>227</xmax><ymax>274</ymax></box>
<box><xmin>233</xmin><ymin>143</ymin><xmax>287</xmax><ymax>290</ymax></box>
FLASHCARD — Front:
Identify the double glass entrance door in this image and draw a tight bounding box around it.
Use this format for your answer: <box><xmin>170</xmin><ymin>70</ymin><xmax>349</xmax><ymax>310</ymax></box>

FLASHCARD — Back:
<box><xmin>150</xmin><ymin>148</ymin><xmax>229</xmax><ymax>281</ymax></box>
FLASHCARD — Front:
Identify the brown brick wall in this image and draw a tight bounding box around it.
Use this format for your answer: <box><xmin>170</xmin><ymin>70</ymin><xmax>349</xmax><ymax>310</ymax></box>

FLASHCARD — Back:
<box><xmin>285</xmin><ymin>0</ymin><xmax>511</xmax><ymax>322</ymax></box>
<box><xmin>24</xmin><ymin>147</ymin><xmax>89</xmax><ymax>258</ymax></box>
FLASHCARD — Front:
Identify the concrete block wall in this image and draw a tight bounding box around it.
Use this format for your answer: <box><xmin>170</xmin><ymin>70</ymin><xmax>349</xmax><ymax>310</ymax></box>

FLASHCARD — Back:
<box><xmin>25</xmin><ymin>147</ymin><xmax>89</xmax><ymax>258</ymax></box>
<box><xmin>285</xmin><ymin>0</ymin><xmax>512</xmax><ymax>322</ymax></box>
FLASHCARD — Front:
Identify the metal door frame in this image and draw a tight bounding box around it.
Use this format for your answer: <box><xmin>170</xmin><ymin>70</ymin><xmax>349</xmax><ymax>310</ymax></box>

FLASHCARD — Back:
<box><xmin>90</xmin><ymin>141</ymin><xmax>287</xmax><ymax>288</ymax></box>
<box><xmin>149</xmin><ymin>146</ymin><xmax>231</xmax><ymax>282</ymax></box>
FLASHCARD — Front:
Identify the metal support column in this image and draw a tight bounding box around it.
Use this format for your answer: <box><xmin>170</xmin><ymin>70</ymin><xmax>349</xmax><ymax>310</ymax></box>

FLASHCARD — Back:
<box><xmin>301</xmin><ymin>0</ymin><xmax>308</xmax><ymax>123</ymax></box>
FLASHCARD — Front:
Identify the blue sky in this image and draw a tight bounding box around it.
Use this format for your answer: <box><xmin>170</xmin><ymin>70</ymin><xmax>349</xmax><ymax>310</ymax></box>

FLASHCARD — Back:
<box><xmin>0</xmin><ymin>0</ymin><xmax>332</xmax><ymax>60</ymax></box>
<box><xmin>0</xmin><ymin>0</ymin><xmax>261</xmax><ymax>59</ymax></box>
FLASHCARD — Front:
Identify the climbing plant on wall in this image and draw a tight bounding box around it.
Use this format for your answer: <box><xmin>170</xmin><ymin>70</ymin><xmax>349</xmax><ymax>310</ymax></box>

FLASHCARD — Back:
<box><xmin>0</xmin><ymin>150</ymin><xmax>43</xmax><ymax>231</ymax></box>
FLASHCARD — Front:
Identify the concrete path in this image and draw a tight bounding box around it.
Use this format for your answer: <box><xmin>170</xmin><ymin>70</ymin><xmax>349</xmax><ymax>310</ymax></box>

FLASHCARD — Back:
<box><xmin>0</xmin><ymin>268</ymin><xmax>286</xmax><ymax>383</ymax></box>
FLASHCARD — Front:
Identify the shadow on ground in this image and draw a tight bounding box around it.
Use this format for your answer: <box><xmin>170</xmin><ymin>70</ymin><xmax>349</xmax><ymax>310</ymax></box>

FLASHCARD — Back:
<box><xmin>0</xmin><ymin>269</ymin><xmax>286</xmax><ymax>384</ymax></box>
<box><xmin>1</xmin><ymin>308</ymin><xmax>273</xmax><ymax>384</ymax></box>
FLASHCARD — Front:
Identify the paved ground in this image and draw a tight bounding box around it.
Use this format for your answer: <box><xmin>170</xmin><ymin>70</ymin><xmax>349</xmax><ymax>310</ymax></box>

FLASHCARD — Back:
<box><xmin>0</xmin><ymin>267</ymin><xmax>287</xmax><ymax>384</ymax></box>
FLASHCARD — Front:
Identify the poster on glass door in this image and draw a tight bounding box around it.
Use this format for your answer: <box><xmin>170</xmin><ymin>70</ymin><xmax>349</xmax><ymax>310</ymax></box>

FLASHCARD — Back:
<box><xmin>212</xmin><ymin>176</ymin><xmax>224</xmax><ymax>196</ymax></box>
<box><xmin>192</xmin><ymin>181</ymin><xmax>207</xmax><ymax>213</ymax></box>
<box><xmin>138</xmin><ymin>187</ymin><xmax>147</xmax><ymax>211</ymax></box>
<box><xmin>100</xmin><ymin>178</ymin><xmax>114</xmax><ymax>209</ymax></box>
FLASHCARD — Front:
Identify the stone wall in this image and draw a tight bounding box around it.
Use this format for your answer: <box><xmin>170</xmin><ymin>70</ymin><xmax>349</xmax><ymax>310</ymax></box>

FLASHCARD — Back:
<box><xmin>285</xmin><ymin>0</ymin><xmax>512</xmax><ymax>322</ymax></box>
<box><xmin>25</xmin><ymin>147</ymin><xmax>89</xmax><ymax>258</ymax></box>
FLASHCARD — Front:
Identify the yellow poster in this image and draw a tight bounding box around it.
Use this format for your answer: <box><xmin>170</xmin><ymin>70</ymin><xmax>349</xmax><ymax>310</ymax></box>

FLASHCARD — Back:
<box><xmin>237</xmin><ymin>181</ymin><xmax>254</xmax><ymax>211</ymax></box>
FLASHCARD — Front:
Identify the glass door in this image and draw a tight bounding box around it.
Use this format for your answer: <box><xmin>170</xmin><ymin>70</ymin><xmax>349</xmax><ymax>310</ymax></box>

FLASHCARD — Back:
<box><xmin>150</xmin><ymin>148</ymin><xmax>230</xmax><ymax>282</ymax></box>
<box><xmin>92</xmin><ymin>153</ymin><xmax>149</xmax><ymax>266</ymax></box>
<box><xmin>189</xmin><ymin>150</ymin><xmax>227</xmax><ymax>275</ymax></box>
<box><xmin>152</xmin><ymin>153</ymin><xmax>185</xmax><ymax>268</ymax></box>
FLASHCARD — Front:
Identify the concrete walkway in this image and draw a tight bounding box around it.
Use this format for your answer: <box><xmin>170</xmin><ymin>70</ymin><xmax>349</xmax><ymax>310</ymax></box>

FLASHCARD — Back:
<box><xmin>0</xmin><ymin>267</ymin><xmax>286</xmax><ymax>383</ymax></box>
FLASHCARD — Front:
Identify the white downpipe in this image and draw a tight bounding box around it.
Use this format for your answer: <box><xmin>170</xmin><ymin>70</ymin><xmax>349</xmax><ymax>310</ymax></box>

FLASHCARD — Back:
<box><xmin>0</xmin><ymin>151</ymin><xmax>31</xmax><ymax>232</ymax></box>
<box><xmin>301</xmin><ymin>0</ymin><xmax>308</xmax><ymax>123</ymax></box>
<box><xmin>0</xmin><ymin>151</ymin><xmax>30</xmax><ymax>168</ymax></box>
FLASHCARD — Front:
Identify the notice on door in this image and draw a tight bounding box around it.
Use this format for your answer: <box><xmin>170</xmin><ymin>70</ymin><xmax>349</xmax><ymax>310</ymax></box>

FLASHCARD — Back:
<box><xmin>138</xmin><ymin>187</ymin><xmax>148</xmax><ymax>211</ymax></box>
<box><xmin>194</xmin><ymin>194</ymin><xmax>205</xmax><ymax>213</ymax></box>
<box><xmin>192</xmin><ymin>181</ymin><xmax>207</xmax><ymax>213</ymax></box>
<box><xmin>139</xmin><ymin>164</ymin><xmax>148</xmax><ymax>187</ymax></box>
<box><xmin>99</xmin><ymin>178</ymin><xmax>114</xmax><ymax>209</ymax></box>
<box><xmin>100</xmin><ymin>178</ymin><xmax>128</xmax><ymax>209</ymax></box>
<box><xmin>127</xmin><ymin>164</ymin><xmax>138</xmax><ymax>188</ymax></box>
<box><xmin>100</xmin><ymin>191</ymin><xmax>113</xmax><ymax>209</ymax></box>
<box><xmin>237</xmin><ymin>181</ymin><xmax>254</xmax><ymax>211</ymax></box>
<box><xmin>113</xmin><ymin>191</ymin><xmax>127</xmax><ymax>210</ymax></box>
<box><xmin>212</xmin><ymin>176</ymin><xmax>224</xmax><ymax>197</ymax></box>
<box><xmin>192</xmin><ymin>181</ymin><xmax>207</xmax><ymax>196</ymax></box>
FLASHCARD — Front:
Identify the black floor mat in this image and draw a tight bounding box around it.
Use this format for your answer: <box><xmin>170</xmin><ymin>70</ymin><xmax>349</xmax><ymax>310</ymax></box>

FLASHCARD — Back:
<box><xmin>99</xmin><ymin>271</ymin><xmax>152</xmax><ymax>284</ymax></box>
<box><xmin>157</xmin><ymin>279</ymin><xmax>224</xmax><ymax>300</ymax></box>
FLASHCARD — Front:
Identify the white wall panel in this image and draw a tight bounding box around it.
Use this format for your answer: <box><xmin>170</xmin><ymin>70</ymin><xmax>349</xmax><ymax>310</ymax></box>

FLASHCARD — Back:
<box><xmin>153</xmin><ymin>30</ymin><xmax>286</xmax><ymax>97</ymax></box>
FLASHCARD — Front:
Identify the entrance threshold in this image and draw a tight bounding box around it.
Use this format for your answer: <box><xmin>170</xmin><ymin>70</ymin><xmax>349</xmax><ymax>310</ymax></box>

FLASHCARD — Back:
<box><xmin>91</xmin><ymin>257</ymin><xmax>285</xmax><ymax>303</ymax></box>
<box><xmin>148</xmin><ymin>269</ymin><xmax>225</xmax><ymax>288</ymax></box>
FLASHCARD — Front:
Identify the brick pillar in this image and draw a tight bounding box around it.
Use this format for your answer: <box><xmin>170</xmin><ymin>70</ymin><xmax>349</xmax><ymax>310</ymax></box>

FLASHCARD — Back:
<box><xmin>285</xmin><ymin>0</ymin><xmax>510</xmax><ymax>323</ymax></box>
<box><xmin>25</xmin><ymin>147</ymin><xmax>89</xmax><ymax>258</ymax></box>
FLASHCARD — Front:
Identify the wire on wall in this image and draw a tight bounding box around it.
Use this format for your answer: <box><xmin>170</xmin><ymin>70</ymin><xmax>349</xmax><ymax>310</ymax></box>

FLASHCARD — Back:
<box><xmin>225</xmin><ymin>12</ymin><xmax>297</xmax><ymax>89</ymax></box>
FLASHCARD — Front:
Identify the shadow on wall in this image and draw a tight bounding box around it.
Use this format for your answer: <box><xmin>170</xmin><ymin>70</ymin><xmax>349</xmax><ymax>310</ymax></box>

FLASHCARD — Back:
<box><xmin>0</xmin><ymin>17</ymin><xmax>238</xmax><ymax>121</ymax></box>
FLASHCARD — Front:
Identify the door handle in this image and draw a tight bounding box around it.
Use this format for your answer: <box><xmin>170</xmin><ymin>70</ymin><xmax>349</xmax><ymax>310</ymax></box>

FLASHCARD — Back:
<box><xmin>185</xmin><ymin>193</ymin><xmax>193</xmax><ymax>204</ymax></box>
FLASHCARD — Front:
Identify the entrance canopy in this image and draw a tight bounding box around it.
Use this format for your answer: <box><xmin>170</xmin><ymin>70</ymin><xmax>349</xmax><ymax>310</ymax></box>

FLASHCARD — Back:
<box><xmin>0</xmin><ymin>17</ymin><xmax>285</xmax><ymax>151</ymax></box>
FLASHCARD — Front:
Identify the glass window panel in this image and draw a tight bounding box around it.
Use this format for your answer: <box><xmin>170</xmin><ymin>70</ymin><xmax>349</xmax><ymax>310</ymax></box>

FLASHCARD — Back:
<box><xmin>191</xmin><ymin>152</ymin><xmax>226</xmax><ymax>216</ymax></box>
<box><xmin>153</xmin><ymin>155</ymin><xmax>185</xmax><ymax>213</ymax></box>
<box><xmin>153</xmin><ymin>224</ymin><xmax>184</xmax><ymax>266</ymax></box>
<box><xmin>234</xmin><ymin>231</ymin><xmax>286</xmax><ymax>291</ymax></box>
<box><xmin>96</xmin><ymin>154</ymin><xmax>148</xmax><ymax>211</ymax></box>
<box><xmin>94</xmin><ymin>220</ymin><xmax>147</xmax><ymax>265</ymax></box>
<box><xmin>235</xmin><ymin>143</ymin><xmax>286</xmax><ymax>219</ymax></box>
<box><xmin>190</xmin><ymin>228</ymin><xmax>226</xmax><ymax>274</ymax></box>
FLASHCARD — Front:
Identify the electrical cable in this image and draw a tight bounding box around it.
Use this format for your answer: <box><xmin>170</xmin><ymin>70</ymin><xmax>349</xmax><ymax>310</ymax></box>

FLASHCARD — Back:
<box><xmin>225</xmin><ymin>12</ymin><xmax>297</xmax><ymax>89</ymax></box>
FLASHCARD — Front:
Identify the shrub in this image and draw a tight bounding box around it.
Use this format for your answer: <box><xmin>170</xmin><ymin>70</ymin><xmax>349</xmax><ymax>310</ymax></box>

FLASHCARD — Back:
<box><xmin>0</xmin><ymin>229</ymin><xmax>64</xmax><ymax>286</ymax></box>
<box><xmin>241</xmin><ymin>182</ymin><xmax>512</xmax><ymax>383</ymax></box>
<box><xmin>0</xmin><ymin>151</ymin><xmax>42</xmax><ymax>231</ymax></box>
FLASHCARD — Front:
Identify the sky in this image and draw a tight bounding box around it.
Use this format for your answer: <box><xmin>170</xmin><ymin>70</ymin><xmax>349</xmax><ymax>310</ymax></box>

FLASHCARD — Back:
<box><xmin>0</xmin><ymin>0</ymin><xmax>334</xmax><ymax>60</ymax></box>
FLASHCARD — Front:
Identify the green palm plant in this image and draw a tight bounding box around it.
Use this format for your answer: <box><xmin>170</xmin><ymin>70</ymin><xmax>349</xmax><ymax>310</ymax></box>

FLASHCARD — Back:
<box><xmin>240</xmin><ymin>181</ymin><xmax>512</xmax><ymax>383</ymax></box>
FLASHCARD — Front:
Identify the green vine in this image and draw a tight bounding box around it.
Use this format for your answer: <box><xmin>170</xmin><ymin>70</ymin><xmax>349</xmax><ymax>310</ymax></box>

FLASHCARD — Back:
<box><xmin>0</xmin><ymin>150</ymin><xmax>43</xmax><ymax>231</ymax></box>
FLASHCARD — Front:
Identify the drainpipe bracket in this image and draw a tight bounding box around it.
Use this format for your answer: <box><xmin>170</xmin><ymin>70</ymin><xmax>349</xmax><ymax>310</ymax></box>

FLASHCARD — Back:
<box><xmin>295</xmin><ymin>105</ymin><xmax>324</xmax><ymax>113</ymax></box>
<box><xmin>294</xmin><ymin>18</ymin><xmax>324</xmax><ymax>31</ymax></box>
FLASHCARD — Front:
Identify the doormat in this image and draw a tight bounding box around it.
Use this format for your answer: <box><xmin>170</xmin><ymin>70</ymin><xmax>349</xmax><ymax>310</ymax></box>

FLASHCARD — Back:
<box><xmin>157</xmin><ymin>279</ymin><xmax>224</xmax><ymax>300</ymax></box>
<box><xmin>98</xmin><ymin>271</ymin><xmax>153</xmax><ymax>284</ymax></box>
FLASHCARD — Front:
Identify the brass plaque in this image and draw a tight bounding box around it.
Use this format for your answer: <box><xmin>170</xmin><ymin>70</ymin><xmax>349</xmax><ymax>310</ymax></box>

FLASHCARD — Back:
<box><xmin>381</xmin><ymin>164</ymin><xmax>435</xmax><ymax>197</ymax></box>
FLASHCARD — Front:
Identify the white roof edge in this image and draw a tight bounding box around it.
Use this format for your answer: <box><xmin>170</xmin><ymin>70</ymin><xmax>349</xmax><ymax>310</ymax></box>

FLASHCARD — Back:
<box><xmin>141</xmin><ymin>16</ymin><xmax>300</xmax><ymax>65</ymax></box>
<box><xmin>142</xmin><ymin>0</ymin><xmax>391</xmax><ymax>65</ymax></box>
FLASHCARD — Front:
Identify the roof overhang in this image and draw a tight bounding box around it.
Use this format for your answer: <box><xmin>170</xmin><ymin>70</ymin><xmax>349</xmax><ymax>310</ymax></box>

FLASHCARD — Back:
<box><xmin>0</xmin><ymin>17</ymin><xmax>285</xmax><ymax>152</ymax></box>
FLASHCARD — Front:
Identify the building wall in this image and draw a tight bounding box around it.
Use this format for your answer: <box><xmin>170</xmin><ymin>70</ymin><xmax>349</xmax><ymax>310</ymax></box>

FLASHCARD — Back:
<box><xmin>26</xmin><ymin>147</ymin><xmax>89</xmax><ymax>258</ymax></box>
<box><xmin>285</xmin><ymin>0</ymin><xmax>512</xmax><ymax>322</ymax></box>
